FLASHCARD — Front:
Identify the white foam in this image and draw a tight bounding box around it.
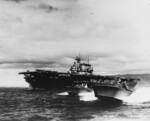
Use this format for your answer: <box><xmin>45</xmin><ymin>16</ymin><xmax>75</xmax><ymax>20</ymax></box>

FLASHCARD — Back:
<box><xmin>120</xmin><ymin>87</ymin><xmax>150</xmax><ymax>104</ymax></box>
<box><xmin>79</xmin><ymin>91</ymin><xmax>98</xmax><ymax>101</ymax></box>
<box><xmin>56</xmin><ymin>92</ymin><xmax>69</xmax><ymax>96</ymax></box>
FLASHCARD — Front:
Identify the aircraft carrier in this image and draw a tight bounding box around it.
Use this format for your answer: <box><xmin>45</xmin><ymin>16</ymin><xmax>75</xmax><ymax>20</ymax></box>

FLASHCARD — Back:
<box><xmin>19</xmin><ymin>56</ymin><xmax>140</xmax><ymax>100</ymax></box>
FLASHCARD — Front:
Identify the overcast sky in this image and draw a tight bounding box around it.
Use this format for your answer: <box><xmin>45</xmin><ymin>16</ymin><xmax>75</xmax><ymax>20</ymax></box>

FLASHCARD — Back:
<box><xmin>0</xmin><ymin>0</ymin><xmax>150</xmax><ymax>86</ymax></box>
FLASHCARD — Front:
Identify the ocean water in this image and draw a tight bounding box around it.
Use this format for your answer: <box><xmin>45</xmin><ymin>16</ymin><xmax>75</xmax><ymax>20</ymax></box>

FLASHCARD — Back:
<box><xmin>0</xmin><ymin>85</ymin><xmax>150</xmax><ymax>121</ymax></box>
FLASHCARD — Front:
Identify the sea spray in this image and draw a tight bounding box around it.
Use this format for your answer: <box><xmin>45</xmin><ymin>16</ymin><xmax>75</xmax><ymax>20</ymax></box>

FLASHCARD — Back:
<box><xmin>120</xmin><ymin>87</ymin><xmax>150</xmax><ymax>104</ymax></box>
<box><xmin>79</xmin><ymin>91</ymin><xmax>98</xmax><ymax>101</ymax></box>
<box><xmin>56</xmin><ymin>92</ymin><xmax>69</xmax><ymax>96</ymax></box>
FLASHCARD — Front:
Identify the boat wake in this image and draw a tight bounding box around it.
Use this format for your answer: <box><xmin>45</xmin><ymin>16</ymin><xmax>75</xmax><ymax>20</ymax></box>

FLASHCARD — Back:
<box><xmin>56</xmin><ymin>92</ymin><xmax>69</xmax><ymax>96</ymax></box>
<box><xmin>120</xmin><ymin>87</ymin><xmax>150</xmax><ymax>104</ymax></box>
<box><xmin>56</xmin><ymin>91</ymin><xmax>98</xmax><ymax>101</ymax></box>
<box><xmin>56</xmin><ymin>87</ymin><xmax>150</xmax><ymax>104</ymax></box>
<box><xmin>79</xmin><ymin>91</ymin><xmax>98</xmax><ymax>101</ymax></box>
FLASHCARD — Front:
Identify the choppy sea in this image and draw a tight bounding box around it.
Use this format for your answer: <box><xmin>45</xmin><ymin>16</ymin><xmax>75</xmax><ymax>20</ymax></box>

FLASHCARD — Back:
<box><xmin>0</xmin><ymin>83</ymin><xmax>150</xmax><ymax>121</ymax></box>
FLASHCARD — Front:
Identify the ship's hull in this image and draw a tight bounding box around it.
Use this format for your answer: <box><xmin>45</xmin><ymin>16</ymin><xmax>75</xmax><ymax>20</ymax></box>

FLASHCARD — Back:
<box><xmin>24</xmin><ymin>76</ymin><xmax>73</xmax><ymax>90</ymax></box>
<box><xmin>20</xmin><ymin>70</ymin><xmax>93</xmax><ymax>90</ymax></box>
<box><xmin>19</xmin><ymin>70</ymin><xmax>140</xmax><ymax>91</ymax></box>
<box><xmin>93</xmin><ymin>85</ymin><xmax>133</xmax><ymax>101</ymax></box>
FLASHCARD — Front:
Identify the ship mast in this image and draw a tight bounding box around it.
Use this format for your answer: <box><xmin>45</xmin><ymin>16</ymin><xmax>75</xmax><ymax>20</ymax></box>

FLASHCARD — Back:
<box><xmin>88</xmin><ymin>56</ymin><xmax>89</xmax><ymax>64</ymax></box>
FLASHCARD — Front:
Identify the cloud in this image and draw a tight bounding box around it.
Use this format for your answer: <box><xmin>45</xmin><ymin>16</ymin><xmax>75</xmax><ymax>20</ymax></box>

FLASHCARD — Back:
<box><xmin>28</xmin><ymin>3</ymin><xmax>59</xmax><ymax>13</ymax></box>
<box><xmin>5</xmin><ymin>0</ymin><xmax>27</xmax><ymax>3</ymax></box>
<box><xmin>38</xmin><ymin>4</ymin><xmax>58</xmax><ymax>12</ymax></box>
<box><xmin>0</xmin><ymin>0</ymin><xmax>150</xmax><ymax>75</ymax></box>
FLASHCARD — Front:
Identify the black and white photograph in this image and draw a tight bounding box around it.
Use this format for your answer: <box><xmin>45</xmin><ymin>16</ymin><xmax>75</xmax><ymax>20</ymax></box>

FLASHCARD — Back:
<box><xmin>0</xmin><ymin>0</ymin><xmax>150</xmax><ymax>121</ymax></box>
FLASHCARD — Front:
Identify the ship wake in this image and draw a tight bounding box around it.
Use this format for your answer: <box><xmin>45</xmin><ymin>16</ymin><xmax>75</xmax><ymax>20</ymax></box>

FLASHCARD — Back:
<box><xmin>56</xmin><ymin>87</ymin><xmax>150</xmax><ymax>104</ymax></box>
<box><xmin>120</xmin><ymin>87</ymin><xmax>150</xmax><ymax>104</ymax></box>
<box><xmin>79</xmin><ymin>91</ymin><xmax>98</xmax><ymax>101</ymax></box>
<box><xmin>56</xmin><ymin>92</ymin><xmax>69</xmax><ymax>96</ymax></box>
